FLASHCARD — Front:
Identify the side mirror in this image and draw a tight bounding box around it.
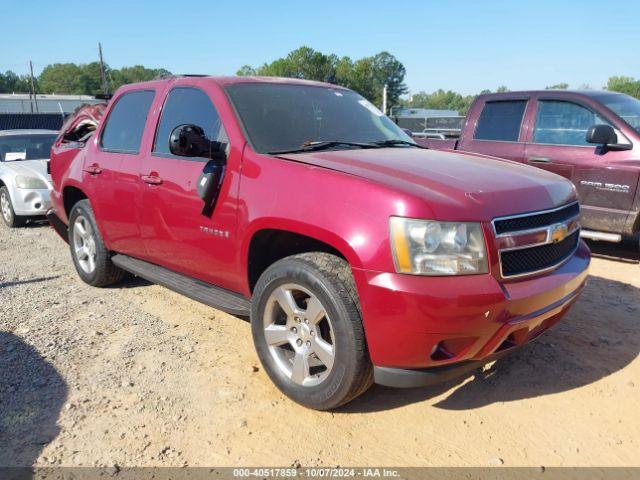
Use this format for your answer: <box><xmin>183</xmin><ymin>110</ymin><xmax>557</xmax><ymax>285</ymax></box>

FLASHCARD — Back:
<box><xmin>586</xmin><ymin>124</ymin><xmax>617</xmax><ymax>145</ymax></box>
<box><xmin>586</xmin><ymin>124</ymin><xmax>632</xmax><ymax>151</ymax></box>
<box><xmin>402</xmin><ymin>128</ymin><xmax>414</xmax><ymax>138</ymax></box>
<box><xmin>169</xmin><ymin>124</ymin><xmax>225</xmax><ymax>159</ymax></box>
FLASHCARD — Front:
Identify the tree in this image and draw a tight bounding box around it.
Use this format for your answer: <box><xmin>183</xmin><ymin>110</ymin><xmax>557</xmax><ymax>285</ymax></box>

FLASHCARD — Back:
<box><xmin>237</xmin><ymin>47</ymin><xmax>407</xmax><ymax>107</ymax></box>
<box><xmin>38</xmin><ymin>63</ymin><xmax>84</xmax><ymax>94</ymax></box>
<box><xmin>370</xmin><ymin>52</ymin><xmax>407</xmax><ymax>107</ymax></box>
<box><xmin>109</xmin><ymin>65</ymin><xmax>172</xmax><ymax>91</ymax></box>
<box><xmin>236</xmin><ymin>65</ymin><xmax>256</xmax><ymax>76</ymax></box>
<box><xmin>240</xmin><ymin>47</ymin><xmax>338</xmax><ymax>83</ymax></box>
<box><xmin>404</xmin><ymin>89</ymin><xmax>475</xmax><ymax>114</ymax></box>
<box><xmin>36</xmin><ymin>63</ymin><xmax>172</xmax><ymax>95</ymax></box>
<box><xmin>0</xmin><ymin>71</ymin><xmax>31</xmax><ymax>93</ymax></box>
<box><xmin>545</xmin><ymin>83</ymin><xmax>569</xmax><ymax>90</ymax></box>
<box><xmin>606</xmin><ymin>76</ymin><xmax>640</xmax><ymax>99</ymax></box>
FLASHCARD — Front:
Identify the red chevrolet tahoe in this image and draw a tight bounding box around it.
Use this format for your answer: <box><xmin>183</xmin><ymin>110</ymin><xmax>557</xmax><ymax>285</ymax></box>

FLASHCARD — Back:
<box><xmin>420</xmin><ymin>90</ymin><xmax>640</xmax><ymax>248</ymax></box>
<box><xmin>48</xmin><ymin>76</ymin><xmax>590</xmax><ymax>410</ymax></box>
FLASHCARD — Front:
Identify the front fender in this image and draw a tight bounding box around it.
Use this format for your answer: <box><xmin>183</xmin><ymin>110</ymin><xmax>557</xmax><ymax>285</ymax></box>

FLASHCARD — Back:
<box><xmin>241</xmin><ymin>217</ymin><xmax>364</xmax><ymax>272</ymax></box>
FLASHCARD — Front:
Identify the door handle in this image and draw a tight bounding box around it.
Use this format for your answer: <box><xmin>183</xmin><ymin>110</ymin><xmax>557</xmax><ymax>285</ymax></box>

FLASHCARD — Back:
<box><xmin>528</xmin><ymin>156</ymin><xmax>552</xmax><ymax>164</ymax></box>
<box><xmin>83</xmin><ymin>163</ymin><xmax>103</xmax><ymax>175</ymax></box>
<box><xmin>141</xmin><ymin>173</ymin><xmax>163</xmax><ymax>185</ymax></box>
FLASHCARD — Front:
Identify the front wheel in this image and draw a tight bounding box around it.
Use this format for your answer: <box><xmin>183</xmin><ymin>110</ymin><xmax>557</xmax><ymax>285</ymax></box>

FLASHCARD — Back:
<box><xmin>0</xmin><ymin>187</ymin><xmax>25</xmax><ymax>228</ymax></box>
<box><xmin>251</xmin><ymin>253</ymin><xmax>373</xmax><ymax>410</ymax></box>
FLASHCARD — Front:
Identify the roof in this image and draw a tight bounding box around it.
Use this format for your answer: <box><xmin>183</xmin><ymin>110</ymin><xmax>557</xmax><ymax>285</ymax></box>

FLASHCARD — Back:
<box><xmin>117</xmin><ymin>75</ymin><xmax>349</xmax><ymax>91</ymax></box>
<box><xmin>477</xmin><ymin>89</ymin><xmax>628</xmax><ymax>99</ymax></box>
<box><xmin>0</xmin><ymin>129</ymin><xmax>59</xmax><ymax>136</ymax></box>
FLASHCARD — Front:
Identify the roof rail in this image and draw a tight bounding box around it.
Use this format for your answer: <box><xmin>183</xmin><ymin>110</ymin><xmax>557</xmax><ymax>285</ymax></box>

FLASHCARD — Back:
<box><xmin>152</xmin><ymin>73</ymin><xmax>209</xmax><ymax>81</ymax></box>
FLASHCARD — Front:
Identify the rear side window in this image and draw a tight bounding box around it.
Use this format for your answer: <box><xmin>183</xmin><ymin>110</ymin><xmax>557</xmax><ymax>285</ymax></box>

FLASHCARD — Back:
<box><xmin>154</xmin><ymin>87</ymin><xmax>226</xmax><ymax>156</ymax></box>
<box><xmin>533</xmin><ymin>100</ymin><xmax>609</xmax><ymax>146</ymax></box>
<box><xmin>100</xmin><ymin>90</ymin><xmax>155</xmax><ymax>153</ymax></box>
<box><xmin>474</xmin><ymin>100</ymin><xmax>527</xmax><ymax>142</ymax></box>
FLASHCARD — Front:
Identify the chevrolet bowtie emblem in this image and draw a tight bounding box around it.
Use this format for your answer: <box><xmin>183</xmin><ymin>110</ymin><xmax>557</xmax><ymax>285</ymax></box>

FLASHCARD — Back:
<box><xmin>550</xmin><ymin>223</ymin><xmax>570</xmax><ymax>243</ymax></box>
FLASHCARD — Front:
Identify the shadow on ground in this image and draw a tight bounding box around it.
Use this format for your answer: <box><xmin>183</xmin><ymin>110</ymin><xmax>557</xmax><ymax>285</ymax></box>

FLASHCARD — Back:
<box><xmin>0</xmin><ymin>332</ymin><xmax>67</xmax><ymax>466</ymax></box>
<box><xmin>22</xmin><ymin>219</ymin><xmax>50</xmax><ymax>229</ymax></box>
<box><xmin>343</xmin><ymin>275</ymin><xmax>639</xmax><ymax>413</ymax></box>
<box><xmin>109</xmin><ymin>275</ymin><xmax>152</xmax><ymax>289</ymax></box>
<box><xmin>0</xmin><ymin>276</ymin><xmax>60</xmax><ymax>289</ymax></box>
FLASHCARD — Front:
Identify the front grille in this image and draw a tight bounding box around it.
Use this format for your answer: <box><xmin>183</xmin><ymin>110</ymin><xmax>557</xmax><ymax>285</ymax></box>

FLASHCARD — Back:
<box><xmin>501</xmin><ymin>230</ymin><xmax>580</xmax><ymax>277</ymax></box>
<box><xmin>494</xmin><ymin>202</ymin><xmax>580</xmax><ymax>235</ymax></box>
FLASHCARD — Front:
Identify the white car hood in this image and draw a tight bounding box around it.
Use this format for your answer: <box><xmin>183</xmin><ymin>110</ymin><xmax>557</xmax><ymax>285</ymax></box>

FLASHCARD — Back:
<box><xmin>1</xmin><ymin>159</ymin><xmax>51</xmax><ymax>184</ymax></box>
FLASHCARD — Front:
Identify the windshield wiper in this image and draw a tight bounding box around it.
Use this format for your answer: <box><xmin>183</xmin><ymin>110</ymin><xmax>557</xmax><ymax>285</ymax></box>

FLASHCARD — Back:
<box><xmin>372</xmin><ymin>139</ymin><xmax>427</xmax><ymax>148</ymax></box>
<box><xmin>268</xmin><ymin>141</ymin><xmax>381</xmax><ymax>155</ymax></box>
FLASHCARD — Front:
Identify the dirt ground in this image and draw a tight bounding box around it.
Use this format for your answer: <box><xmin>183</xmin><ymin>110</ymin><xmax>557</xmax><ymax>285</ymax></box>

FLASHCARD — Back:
<box><xmin>0</xmin><ymin>223</ymin><xmax>638</xmax><ymax>468</ymax></box>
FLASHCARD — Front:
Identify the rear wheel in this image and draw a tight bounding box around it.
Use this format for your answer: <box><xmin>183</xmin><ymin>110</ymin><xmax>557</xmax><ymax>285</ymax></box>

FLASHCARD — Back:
<box><xmin>0</xmin><ymin>187</ymin><xmax>25</xmax><ymax>228</ymax></box>
<box><xmin>68</xmin><ymin>199</ymin><xmax>125</xmax><ymax>287</ymax></box>
<box><xmin>251</xmin><ymin>252</ymin><xmax>373</xmax><ymax>410</ymax></box>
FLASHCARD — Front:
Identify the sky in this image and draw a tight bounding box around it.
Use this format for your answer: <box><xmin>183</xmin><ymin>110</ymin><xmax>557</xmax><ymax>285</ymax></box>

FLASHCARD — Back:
<box><xmin>2</xmin><ymin>0</ymin><xmax>639</xmax><ymax>96</ymax></box>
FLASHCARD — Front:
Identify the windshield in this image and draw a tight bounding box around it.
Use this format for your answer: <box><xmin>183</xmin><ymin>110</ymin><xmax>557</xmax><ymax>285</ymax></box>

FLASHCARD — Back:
<box><xmin>225</xmin><ymin>83</ymin><xmax>413</xmax><ymax>154</ymax></box>
<box><xmin>0</xmin><ymin>134</ymin><xmax>57</xmax><ymax>161</ymax></box>
<box><xmin>594</xmin><ymin>93</ymin><xmax>640</xmax><ymax>135</ymax></box>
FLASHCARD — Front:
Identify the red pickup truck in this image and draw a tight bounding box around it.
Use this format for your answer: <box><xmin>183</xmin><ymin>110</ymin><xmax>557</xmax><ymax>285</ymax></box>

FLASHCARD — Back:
<box><xmin>420</xmin><ymin>90</ymin><xmax>640</xmax><ymax>247</ymax></box>
<box><xmin>47</xmin><ymin>76</ymin><xmax>589</xmax><ymax>409</ymax></box>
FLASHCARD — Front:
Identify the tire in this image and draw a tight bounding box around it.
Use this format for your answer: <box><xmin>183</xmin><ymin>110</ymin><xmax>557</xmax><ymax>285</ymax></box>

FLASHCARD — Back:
<box><xmin>0</xmin><ymin>186</ymin><xmax>26</xmax><ymax>228</ymax></box>
<box><xmin>68</xmin><ymin>199</ymin><xmax>125</xmax><ymax>287</ymax></box>
<box><xmin>251</xmin><ymin>252</ymin><xmax>373</xmax><ymax>410</ymax></box>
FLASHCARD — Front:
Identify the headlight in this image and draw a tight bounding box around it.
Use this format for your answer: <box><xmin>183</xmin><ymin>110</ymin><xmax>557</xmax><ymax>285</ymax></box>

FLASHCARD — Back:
<box><xmin>15</xmin><ymin>175</ymin><xmax>47</xmax><ymax>189</ymax></box>
<box><xmin>389</xmin><ymin>217</ymin><xmax>488</xmax><ymax>275</ymax></box>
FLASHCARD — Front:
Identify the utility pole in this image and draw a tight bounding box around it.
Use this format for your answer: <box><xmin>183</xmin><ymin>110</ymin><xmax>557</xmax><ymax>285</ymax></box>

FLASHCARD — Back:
<box><xmin>29</xmin><ymin>61</ymin><xmax>38</xmax><ymax>113</ymax></box>
<box><xmin>382</xmin><ymin>84</ymin><xmax>388</xmax><ymax>115</ymax></box>
<box><xmin>98</xmin><ymin>42</ymin><xmax>109</xmax><ymax>95</ymax></box>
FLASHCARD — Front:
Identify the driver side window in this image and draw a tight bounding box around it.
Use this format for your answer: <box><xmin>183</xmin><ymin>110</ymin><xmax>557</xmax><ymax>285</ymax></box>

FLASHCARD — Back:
<box><xmin>153</xmin><ymin>87</ymin><xmax>227</xmax><ymax>157</ymax></box>
<box><xmin>533</xmin><ymin>100</ymin><xmax>612</xmax><ymax>146</ymax></box>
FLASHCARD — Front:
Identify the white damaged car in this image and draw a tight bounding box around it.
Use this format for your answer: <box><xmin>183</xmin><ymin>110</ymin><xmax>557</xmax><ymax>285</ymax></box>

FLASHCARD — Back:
<box><xmin>0</xmin><ymin>129</ymin><xmax>58</xmax><ymax>227</ymax></box>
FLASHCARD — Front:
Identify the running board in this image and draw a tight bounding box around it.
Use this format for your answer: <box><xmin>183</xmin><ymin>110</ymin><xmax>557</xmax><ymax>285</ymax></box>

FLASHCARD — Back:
<box><xmin>580</xmin><ymin>230</ymin><xmax>622</xmax><ymax>243</ymax></box>
<box><xmin>111</xmin><ymin>254</ymin><xmax>251</xmax><ymax>317</ymax></box>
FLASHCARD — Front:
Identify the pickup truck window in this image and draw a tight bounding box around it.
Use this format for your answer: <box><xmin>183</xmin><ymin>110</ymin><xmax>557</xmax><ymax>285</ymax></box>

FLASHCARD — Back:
<box><xmin>225</xmin><ymin>83</ymin><xmax>408</xmax><ymax>154</ymax></box>
<box><xmin>154</xmin><ymin>87</ymin><xmax>227</xmax><ymax>157</ymax></box>
<box><xmin>593</xmin><ymin>93</ymin><xmax>640</xmax><ymax>135</ymax></box>
<box><xmin>474</xmin><ymin>100</ymin><xmax>526</xmax><ymax>142</ymax></box>
<box><xmin>533</xmin><ymin>100</ymin><xmax>609</xmax><ymax>146</ymax></box>
<box><xmin>100</xmin><ymin>90</ymin><xmax>155</xmax><ymax>154</ymax></box>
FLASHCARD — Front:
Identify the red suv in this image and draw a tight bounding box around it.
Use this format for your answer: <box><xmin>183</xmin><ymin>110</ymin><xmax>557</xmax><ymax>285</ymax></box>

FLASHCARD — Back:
<box><xmin>48</xmin><ymin>76</ymin><xmax>590</xmax><ymax>409</ymax></box>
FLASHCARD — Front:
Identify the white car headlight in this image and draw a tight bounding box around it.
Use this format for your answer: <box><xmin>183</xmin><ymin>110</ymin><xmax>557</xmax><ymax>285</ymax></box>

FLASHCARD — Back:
<box><xmin>15</xmin><ymin>175</ymin><xmax>47</xmax><ymax>189</ymax></box>
<box><xmin>390</xmin><ymin>217</ymin><xmax>488</xmax><ymax>275</ymax></box>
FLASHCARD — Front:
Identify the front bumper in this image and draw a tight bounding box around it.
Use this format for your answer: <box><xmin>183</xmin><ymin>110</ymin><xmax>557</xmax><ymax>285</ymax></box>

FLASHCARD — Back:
<box><xmin>374</xmin><ymin>350</ymin><xmax>511</xmax><ymax>388</ymax></box>
<box><xmin>354</xmin><ymin>241</ymin><xmax>590</xmax><ymax>382</ymax></box>
<box><xmin>11</xmin><ymin>187</ymin><xmax>51</xmax><ymax>216</ymax></box>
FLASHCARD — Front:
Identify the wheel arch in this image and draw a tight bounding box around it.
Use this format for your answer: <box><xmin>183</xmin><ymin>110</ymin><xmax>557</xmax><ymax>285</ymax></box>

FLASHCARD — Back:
<box><xmin>62</xmin><ymin>185</ymin><xmax>88</xmax><ymax>218</ymax></box>
<box><xmin>244</xmin><ymin>220</ymin><xmax>362</xmax><ymax>294</ymax></box>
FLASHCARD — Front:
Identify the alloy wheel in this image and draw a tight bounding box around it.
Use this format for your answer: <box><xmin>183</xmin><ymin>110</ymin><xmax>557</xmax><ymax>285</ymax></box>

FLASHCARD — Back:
<box><xmin>263</xmin><ymin>283</ymin><xmax>336</xmax><ymax>387</ymax></box>
<box><xmin>72</xmin><ymin>215</ymin><xmax>97</xmax><ymax>274</ymax></box>
<box><xmin>1</xmin><ymin>191</ymin><xmax>11</xmax><ymax>223</ymax></box>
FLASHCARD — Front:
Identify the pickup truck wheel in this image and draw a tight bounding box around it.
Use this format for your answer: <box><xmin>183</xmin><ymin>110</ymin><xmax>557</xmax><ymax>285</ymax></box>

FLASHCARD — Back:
<box><xmin>0</xmin><ymin>187</ymin><xmax>25</xmax><ymax>228</ymax></box>
<box><xmin>251</xmin><ymin>252</ymin><xmax>373</xmax><ymax>410</ymax></box>
<box><xmin>68</xmin><ymin>199</ymin><xmax>125</xmax><ymax>287</ymax></box>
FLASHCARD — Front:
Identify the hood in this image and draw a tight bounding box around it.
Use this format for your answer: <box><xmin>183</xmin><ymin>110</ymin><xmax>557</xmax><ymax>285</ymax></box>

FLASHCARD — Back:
<box><xmin>1</xmin><ymin>159</ymin><xmax>51</xmax><ymax>184</ymax></box>
<box><xmin>276</xmin><ymin>148</ymin><xmax>576</xmax><ymax>220</ymax></box>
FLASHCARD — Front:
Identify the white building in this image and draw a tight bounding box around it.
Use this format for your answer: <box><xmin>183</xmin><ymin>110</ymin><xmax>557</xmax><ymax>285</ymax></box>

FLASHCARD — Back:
<box><xmin>0</xmin><ymin>93</ymin><xmax>102</xmax><ymax>114</ymax></box>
